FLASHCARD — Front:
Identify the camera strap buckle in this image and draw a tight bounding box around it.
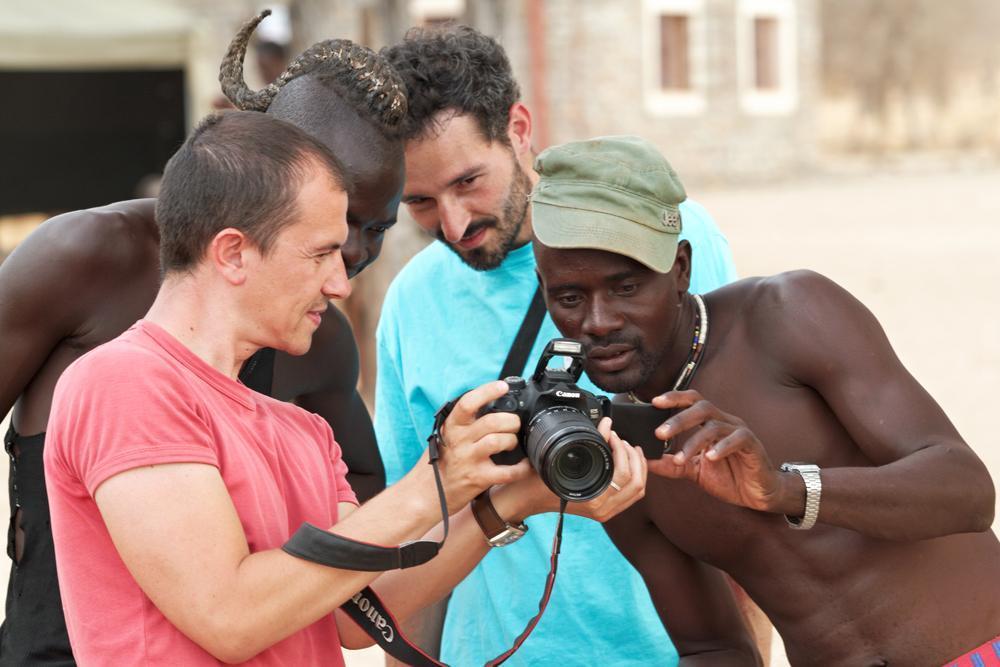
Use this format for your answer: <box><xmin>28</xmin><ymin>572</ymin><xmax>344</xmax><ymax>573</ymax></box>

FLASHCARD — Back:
<box><xmin>397</xmin><ymin>539</ymin><xmax>442</xmax><ymax>569</ymax></box>
<box><xmin>427</xmin><ymin>398</ymin><xmax>458</xmax><ymax>462</ymax></box>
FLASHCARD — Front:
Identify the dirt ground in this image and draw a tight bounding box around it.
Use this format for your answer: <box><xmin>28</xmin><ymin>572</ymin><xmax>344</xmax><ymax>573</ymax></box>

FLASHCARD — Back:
<box><xmin>2</xmin><ymin>163</ymin><xmax>998</xmax><ymax>666</ymax></box>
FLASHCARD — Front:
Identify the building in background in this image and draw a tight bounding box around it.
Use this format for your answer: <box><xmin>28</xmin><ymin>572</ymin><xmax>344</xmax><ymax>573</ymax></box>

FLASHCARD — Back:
<box><xmin>3</xmin><ymin>0</ymin><xmax>998</xmax><ymax>396</ymax></box>
<box><xmin>0</xmin><ymin>0</ymin><xmax>284</xmax><ymax>219</ymax></box>
<box><xmin>537</xmin><ymin>0</ymin><xmax>820</xmax><ymax>184</ymax></box>
<box><xmin>289</xmin><ymin>0</ymin><xmax>822</xmax><ymax>400</ymax></box>
<box><xmin>293</xmin><ymin>0</ymin><xmax>822</xmax><ymax>185</ymax></box>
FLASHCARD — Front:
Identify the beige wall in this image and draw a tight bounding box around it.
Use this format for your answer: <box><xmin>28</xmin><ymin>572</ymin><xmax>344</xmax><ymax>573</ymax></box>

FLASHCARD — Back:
<box><xmin>537</xmin><ymin>0</ymin><xmax>820</xmax><ymax>184</ymax></box>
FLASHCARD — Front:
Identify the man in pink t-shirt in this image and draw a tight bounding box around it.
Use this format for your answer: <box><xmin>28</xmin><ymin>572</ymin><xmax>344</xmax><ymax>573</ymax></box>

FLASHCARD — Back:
<box><xmin>46</xmin><ymin>320</ymin><xmax>358</xmax><ymax>665</ymax></box>
<box><xmin>44</xmin><ymin>111</ymin><xmax>647</xmax><ymax>665</ymax></box>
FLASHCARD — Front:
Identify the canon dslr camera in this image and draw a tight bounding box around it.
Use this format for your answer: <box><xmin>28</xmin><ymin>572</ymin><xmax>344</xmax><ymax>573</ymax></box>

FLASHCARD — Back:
<box><xmin>483</xmin><ymin>339</ymin><xmax>614</xmax><ymax>501</ymax></box>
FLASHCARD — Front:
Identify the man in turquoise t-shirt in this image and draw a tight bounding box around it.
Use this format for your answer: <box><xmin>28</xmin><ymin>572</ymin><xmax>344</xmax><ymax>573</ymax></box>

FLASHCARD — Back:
<box><xmin>376</xmin><ymin>26</ymin><xmax>739</xmax><ymax>666</ymax></box>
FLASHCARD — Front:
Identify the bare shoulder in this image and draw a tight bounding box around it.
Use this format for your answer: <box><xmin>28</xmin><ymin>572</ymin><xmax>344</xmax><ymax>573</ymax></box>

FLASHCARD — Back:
<box><xmin>747</xmin><ymin>269</ymin><xmax>842</xmax><ymax>310</ymax></box>
<box><xmin>729</xmin><ymin>270</ymin><xmax>880</xmax><ymax>374</ymax></box>
<box><xmin>5</xmin><ymin>199</ymin><xmax>158</xmax><ymax>282</ymax></box>
<box><xmin>0</xmin><ymin>201</ymin><xmax>160</xmax><ymax>423</ymax></box>
<box><xmin>732</xmin><ymin>269</ymin><xmax>855</xmax><ymax>335</ymax></box>
<box><xmin>51</xmin><ymin>199</ymin><xmax>158</xmax><ymax>273</ymax></box>
<box><xmin>1</xmin><ymin>200</ymin><xmax>157</xmax><ymax>316</ymax></box>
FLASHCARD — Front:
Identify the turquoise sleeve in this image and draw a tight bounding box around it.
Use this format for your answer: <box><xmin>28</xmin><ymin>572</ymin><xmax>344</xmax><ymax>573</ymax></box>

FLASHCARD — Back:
<box><xmin>680</xmin><ymin>198</ymin><xmax>739</xmax><ymax>293</ymax></box>
<box><xmin>373</xmin><ymin>301</ymin><xmax>424</xmax><ymax>486</ymax></box>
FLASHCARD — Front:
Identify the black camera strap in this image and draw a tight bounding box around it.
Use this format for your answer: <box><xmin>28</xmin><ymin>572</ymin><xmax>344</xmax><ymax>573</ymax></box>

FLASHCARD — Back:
<box><xmin>475</xmin><ymin>285</ymin><xmax>568</xmax><ymax>665</ymax></box>
<box><xmin>335</xmin><ymin>498</ymin><xmax>568</xmax><ymax>667</ymax></box>
<box><xmin>500</xmin><ymin>285</ymin><xmax>547</xmax><ymax>381</ymax></box>
<box><xmin>484</xmin><ymin>499</ymin><xmax>568</xmax><ymax>666</ymax></box>
<box><xmin>340</xmin><ymin>587</ymin><xmax>447</xmax><ymax>666</ymax></box>
<box><xmin>282</xmin><ymin>402</ymin><xmax>456</xmax><ymax>667</ymax></box>
<box><xmin>283</xmin><ymin>400</ymin><xmax>452</xmax><ymax>571</ymax></box>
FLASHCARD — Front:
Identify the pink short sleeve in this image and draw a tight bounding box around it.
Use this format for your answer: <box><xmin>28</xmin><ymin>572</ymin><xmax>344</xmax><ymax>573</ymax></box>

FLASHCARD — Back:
<box><xmin>48</xmin><ymin>345</ymin><xmax>219</xmax><ymax>496</ymax></box>
<box><xmin>324</xmin><ymin>425</ymin><xmax>358</xmax><ymax>506</ymax></box>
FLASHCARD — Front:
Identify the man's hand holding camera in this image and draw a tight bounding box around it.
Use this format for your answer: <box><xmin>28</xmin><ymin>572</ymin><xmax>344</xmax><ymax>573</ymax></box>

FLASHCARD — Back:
<box><xmin>417</xmin><ymin>378</ymin><xmax>647</xmax><ymax>529</ymax></box>
<box><xmin>411</xmin><ymin>380</ymin><xmax>534</xmax><ymax>516</ymax></box>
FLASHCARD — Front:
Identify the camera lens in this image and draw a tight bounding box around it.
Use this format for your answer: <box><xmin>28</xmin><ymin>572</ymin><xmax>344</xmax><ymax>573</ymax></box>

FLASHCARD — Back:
<box><xmin>557</xmin><ymin>446</ymin><xmax>592</xmax><ymax>480</ymax></box>
<box><xmin>525</xmin><ymin>406</ymin><xmax>612</xmax><ymax>501</ymax></box>
<box><xmin>547</xmin><ymin>439</ymin><xmax>608</xmax><ymax>498</ymax></box>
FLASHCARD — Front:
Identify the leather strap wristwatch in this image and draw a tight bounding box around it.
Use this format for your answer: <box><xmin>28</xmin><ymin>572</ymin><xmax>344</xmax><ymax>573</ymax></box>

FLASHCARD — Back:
<box><xmin>471</xmin><ymin>488</ymin><xmax>528</xmax><ymax>547</ymax></box>
<box><xmin>779</xmin><ymin>462</ymin><xmax>822</xmax><ymax>530</ymax></box>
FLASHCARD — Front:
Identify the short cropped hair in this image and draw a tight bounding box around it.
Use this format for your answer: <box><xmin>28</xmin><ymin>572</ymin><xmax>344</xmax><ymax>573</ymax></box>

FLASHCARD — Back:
<box><xmin>382</xmin><ymin>24</ymin><xmax>520</xmax><ymax>143</ymax></box>
<box><xmin>155</xmin><ymin>111</ymin><xmax>346</xmax><ymax>274</ymax></box>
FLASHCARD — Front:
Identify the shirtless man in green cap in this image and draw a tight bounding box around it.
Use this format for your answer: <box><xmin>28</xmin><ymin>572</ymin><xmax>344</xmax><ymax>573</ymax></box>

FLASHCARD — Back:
<box><xmin>532</xmin><ymin>135</ymin><xmax>1000</xmax><ymax>666</ymax></box>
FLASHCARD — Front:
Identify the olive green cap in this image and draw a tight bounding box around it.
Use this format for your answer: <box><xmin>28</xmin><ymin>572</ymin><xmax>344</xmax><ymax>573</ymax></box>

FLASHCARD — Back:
<box><xmin>531</xmin><ymin>135</ymin><xmax>686</xmax><ymax>273</ymax></box>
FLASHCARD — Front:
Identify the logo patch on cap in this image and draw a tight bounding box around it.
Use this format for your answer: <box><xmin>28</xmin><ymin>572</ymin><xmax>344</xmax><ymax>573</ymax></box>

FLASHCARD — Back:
<box><xmin>662</xmin><ymin>208</ymin><xmax>681</xmax><ymax>233</ymax></box>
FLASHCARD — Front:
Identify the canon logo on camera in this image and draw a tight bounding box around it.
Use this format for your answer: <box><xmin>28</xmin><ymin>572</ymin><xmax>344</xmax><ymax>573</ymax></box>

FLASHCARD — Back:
<box><xmin>555</xmin><ymin>390</ymin><xmax>580</xmax><ymax>398</ymax></box>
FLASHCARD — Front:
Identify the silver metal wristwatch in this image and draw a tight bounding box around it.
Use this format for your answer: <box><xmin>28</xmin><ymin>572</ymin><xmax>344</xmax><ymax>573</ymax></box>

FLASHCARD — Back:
<box><xmin>779</xmin><ymin>462</ymin><xmax>822</xmax><ymax>530</ymax></box>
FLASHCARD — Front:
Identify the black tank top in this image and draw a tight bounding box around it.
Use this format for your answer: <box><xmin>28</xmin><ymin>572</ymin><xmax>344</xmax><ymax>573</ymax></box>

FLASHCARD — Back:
<box><xmin>2</xmin><ymin>426</ymin><xmax>71</xmax><ymax>666</ymax></box>
<box><xmin>238</xmin><ymin>347</ymin><xmax>276</xmax><ymax>395</ymax></box>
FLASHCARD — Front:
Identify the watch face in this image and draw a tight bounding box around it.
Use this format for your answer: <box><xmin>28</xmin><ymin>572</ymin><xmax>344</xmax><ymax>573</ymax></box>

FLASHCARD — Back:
<box><xmin>490</xmin><ymin>526</ymin><xmax>526</xmax><ymax>547</ymax></box>
<box><xmin>781</xmin><ymin>462</ymin><xmax>819</xmax><ymax>473</ymax></box>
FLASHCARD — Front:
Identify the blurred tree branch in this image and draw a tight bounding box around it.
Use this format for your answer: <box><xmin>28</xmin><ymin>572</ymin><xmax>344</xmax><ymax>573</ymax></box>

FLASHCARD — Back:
<box><xmin>821</xmin><ymin>0</ymin><xmax>1000</xmax><ymax>123</ymax></box>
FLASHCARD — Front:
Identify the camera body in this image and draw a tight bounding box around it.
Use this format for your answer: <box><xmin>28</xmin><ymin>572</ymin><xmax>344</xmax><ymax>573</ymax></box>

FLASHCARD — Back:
<box><xmin>482</xmin><ymin>339</ymin><xmax>614</xmax><ymax>501</ymax></box>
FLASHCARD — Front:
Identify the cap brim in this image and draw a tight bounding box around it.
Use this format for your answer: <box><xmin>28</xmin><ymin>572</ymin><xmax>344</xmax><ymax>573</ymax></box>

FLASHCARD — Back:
<box><xmin>532</xmin><ymin>202</ymin><xmax>678</xmax><ymax>273</ymax></box>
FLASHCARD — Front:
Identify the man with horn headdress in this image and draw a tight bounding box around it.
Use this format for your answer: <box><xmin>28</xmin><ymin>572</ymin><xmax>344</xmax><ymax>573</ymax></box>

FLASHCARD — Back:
<box><xmin>0</xmin><ymin>12</ymin><xmax>403</xmax><ymax>663</ymax></box>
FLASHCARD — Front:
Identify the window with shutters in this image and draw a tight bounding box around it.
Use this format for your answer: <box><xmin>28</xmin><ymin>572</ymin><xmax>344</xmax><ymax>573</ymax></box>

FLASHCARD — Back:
<box><xmin>738</xmin><ymin>0</ymin><xmax>798</xmax><ymax>114</ymax></box>
<box><xmin>643</xmin><ymin>0</ymin><xmax>706</xmax><ymax>115</ymax></box>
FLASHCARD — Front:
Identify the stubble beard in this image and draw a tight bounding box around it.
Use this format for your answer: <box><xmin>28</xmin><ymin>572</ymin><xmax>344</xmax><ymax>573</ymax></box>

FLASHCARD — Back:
<box><xmin>584</xmin><ymin>335</ymin><xmax>664</xmax><ymax>395</ymax></box>
<box><xmin>449</xmin><ymin>158</ymin><xmax>532</xmax><ymax>272</ymax></box>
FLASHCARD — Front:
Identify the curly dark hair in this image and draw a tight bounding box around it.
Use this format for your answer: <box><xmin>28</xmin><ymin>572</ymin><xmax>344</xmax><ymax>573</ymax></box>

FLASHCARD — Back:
<box><xmin>219</xmin><ymin>10</ymin><xmax>407</xmax><ymax>139</ymax></box>
<box><xmin>381</xmin><ymin>24</ymin><xmax>520</xmax><ymax>143</ymax></box>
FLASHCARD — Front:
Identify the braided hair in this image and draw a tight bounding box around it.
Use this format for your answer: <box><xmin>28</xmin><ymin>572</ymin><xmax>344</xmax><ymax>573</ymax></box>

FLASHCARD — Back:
<box><xmin>219</xmin><ymin>10</ymin><xmax>407</xmax><ymax>138</ymax></box>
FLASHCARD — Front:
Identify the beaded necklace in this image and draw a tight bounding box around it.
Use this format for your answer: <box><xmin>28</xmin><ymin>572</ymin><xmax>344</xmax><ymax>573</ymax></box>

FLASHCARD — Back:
<box><xmin>626</xmin><ymin>293</ymin><xmax>708</xmax><ymax>404</ymax></box>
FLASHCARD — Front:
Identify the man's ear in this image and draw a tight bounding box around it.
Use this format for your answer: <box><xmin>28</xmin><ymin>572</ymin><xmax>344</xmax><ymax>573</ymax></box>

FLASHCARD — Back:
<box><xmin>672</xmin><ymin>240</ymin><xmax>692</xmax><ymax>294</ymax></box>
<box><xmin>507</xmin><ymin>102</ymin><xmax>533</xmax><ymax>159</ymax></box>
<box><xmin>209</xmin><ymin>228</ymin><xmax>251</xmax><ymax>286</ymax></box>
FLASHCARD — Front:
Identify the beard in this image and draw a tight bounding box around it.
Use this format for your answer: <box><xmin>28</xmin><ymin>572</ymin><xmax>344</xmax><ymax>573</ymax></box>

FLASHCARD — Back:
<box><xmin>582</xmin><ymin>333</ymin><xmax>664</xmax><ymax>394</ymax></box>
<box><xmin>444</xmin><ymin>156</ymin><xmax>532</xmax><ymax>271</ymax></box>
